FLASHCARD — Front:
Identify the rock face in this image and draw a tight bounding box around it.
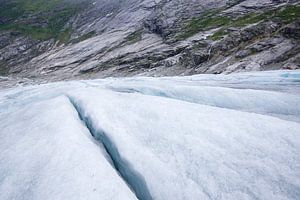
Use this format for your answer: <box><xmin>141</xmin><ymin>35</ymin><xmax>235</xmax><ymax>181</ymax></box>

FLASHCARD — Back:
<box><xmin>0</xmin><ymin>0</ymin><xmax>299</xmax><ymax>84</ymax></box>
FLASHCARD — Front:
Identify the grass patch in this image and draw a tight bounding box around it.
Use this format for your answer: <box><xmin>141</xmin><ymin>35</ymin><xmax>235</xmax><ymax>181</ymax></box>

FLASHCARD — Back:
<box><xmin>106</xmin><ymin>30</ymin><xmax>143</xmax><ymax>53</ymax></box>
<box><xmin>70</xmin><ymin>31</ymin><xmax>96</xmax><ymax>43</ymax></box>
<box><xmin>208</xmin><ymin>29</ymin><xmax>227</xmax><ymax>41</ymax></box>
<box><xmin>0</xmin><ymin>1</ymin><xmax>24</xmax><ymax>21</ymax></box>
<box><xmin>0</xmin><ymin>23</ymin><xmax>53</xmax><ymax>40</ymax></box>
<box><xmin>0</xmin><ymin>0</ymin><xmax>63</xmax><ymax>19</ymax></box>
<box><xmin>57</xmin><ymin>27</ymin><xmax>72</xmax><ymax>44</ymax></box>
<box><xmin>0</xmin><ymin>0</ymin><xmax>88</xmax><ymax>41</ymax></box>
<box><xmin>178</xmin><ymin>5</ymin><xmax>300</xmax><ymax>40</ymax></box>
<box><xmin>123</xmin><ymin>30</ymin><xmax>143</xmax><ymax>44</ymax></box>
<box><xmin>0</xmin><ymin>61</ymin><xmax>9</xmax><ymax>76</ymax></box>
<box><xmin>231</xmin><ymin>5</ymin><xmax>300</xmax><ymax>27</ymax></box>
<box><xmin>231</xmin><ymin>12</ymin><xmax>271</xmax><ymax>27</ymax></box>
<box><xmin>274</xmin><ymin>5</ymin><xmax>300</xmax><ymax>22</ymax></box>
<box><xmin>178</xmin><ymin>9</ymin><xmax>230</xmax><ymax>39</ymax></box>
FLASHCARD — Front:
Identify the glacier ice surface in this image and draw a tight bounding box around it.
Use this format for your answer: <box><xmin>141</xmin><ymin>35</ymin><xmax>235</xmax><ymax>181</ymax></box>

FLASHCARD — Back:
<box><xmin>0</xmin><ymin>70</ymin><xmax>300</xmax><ymax>200</ymax></box>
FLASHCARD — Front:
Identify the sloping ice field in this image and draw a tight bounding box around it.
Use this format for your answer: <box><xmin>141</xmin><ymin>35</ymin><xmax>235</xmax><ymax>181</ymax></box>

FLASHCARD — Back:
<box><xmin>0</xmin><ymin>70</ymin><xmax>300</xmax><ymax>200</ymax></box>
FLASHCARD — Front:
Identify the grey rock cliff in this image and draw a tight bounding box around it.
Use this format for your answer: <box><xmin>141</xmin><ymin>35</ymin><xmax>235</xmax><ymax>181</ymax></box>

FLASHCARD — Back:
<box><xmin>0</xmin><ymin>0</ymin><xmax>299</xmax><ymax>87</ymax></box>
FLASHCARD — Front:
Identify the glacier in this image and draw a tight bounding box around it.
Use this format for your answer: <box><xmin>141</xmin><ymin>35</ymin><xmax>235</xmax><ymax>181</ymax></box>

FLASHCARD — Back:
<box><xmin>0</xmin><ymin>70</ymin><xmax>300</xmax><ymax>200</ymax></box>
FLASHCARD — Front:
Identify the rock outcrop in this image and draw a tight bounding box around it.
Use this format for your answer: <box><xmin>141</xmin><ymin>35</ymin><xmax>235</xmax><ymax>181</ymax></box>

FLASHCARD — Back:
<box><xmin>0</xmin><ymin>0</ymin><xmax>299</xmax><ymax>86</ymax></box>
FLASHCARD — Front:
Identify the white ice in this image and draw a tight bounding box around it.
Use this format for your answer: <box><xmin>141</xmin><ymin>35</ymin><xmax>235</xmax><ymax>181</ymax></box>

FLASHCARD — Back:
<box><xmin>0</xmin><ymin>96</ymin><xmax>137</xmax><ymax>200</ymax></box>
<box><xmin>0</xmin><ymin>70</ymin><xmax>300</xmax><ymax>200</ymax></box>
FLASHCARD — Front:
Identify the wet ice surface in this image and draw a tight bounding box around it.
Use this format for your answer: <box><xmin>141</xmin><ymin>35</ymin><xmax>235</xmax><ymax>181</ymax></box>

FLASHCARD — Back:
<box><xmin>0</xmin><ymin>70</ymin><xmax>300</xmax><ymax>200</ymax></box>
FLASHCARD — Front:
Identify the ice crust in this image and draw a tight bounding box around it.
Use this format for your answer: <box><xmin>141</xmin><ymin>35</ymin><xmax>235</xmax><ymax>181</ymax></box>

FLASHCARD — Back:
<box><xmin>0</xmin><ymin>70</ymin><xmax>300</xmax><ymax>200</ymax></box>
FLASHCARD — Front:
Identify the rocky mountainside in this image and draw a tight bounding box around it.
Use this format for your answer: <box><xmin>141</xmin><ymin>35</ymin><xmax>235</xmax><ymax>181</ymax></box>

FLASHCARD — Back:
<box><xmin>0</xmin><ymin>0</ymin><xmax>299</xmax><ymax>86</ymax></box>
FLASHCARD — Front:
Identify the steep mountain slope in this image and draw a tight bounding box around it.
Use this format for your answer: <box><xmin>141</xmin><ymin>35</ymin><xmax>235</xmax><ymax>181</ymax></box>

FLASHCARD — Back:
<box><xmin>0</xmin><ymin>0</ymin><xmax>299</xmax><ymax>86</ymax></box>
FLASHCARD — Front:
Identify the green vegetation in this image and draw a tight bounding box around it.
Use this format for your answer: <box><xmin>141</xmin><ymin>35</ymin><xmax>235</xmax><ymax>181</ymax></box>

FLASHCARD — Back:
<box><xmin>0</xmin><ymin>24</ymin><xmax>52</xmax><ymax>40</ymax></box>
<box><xmin>123</xmin><ymin>30</ymin><xmax>143</xmax><ymax>44</ymax></box>
<box><xmin>0</xmin><ymin>1</ymin><xmax>24</xmax><ymax>21</ymax></box>
<box><xmin>0</xmin><ymin>62</ymin><xmax>8</xmax><ymax>76</ymax></box>
<box><xmin>0</xmin><ymin>0</ymin><xmax>64</xmax><ymax>20</ymax></box>
<box><xmin>70</xmin><ymin>31</ymin><xmax>96</xmax><ymax>44</ymax></box>
<box><xmin>15</xmin><ymin>0</ymin><xmax>62</xmax><ymax>12</ymax></box>
<box><xmin>57</xmin><ymin>28</ymin><xmax>72</xmax><ymax>44</ymax></box>
<box><xmin>178</xmin><ymin>9</ymin><xmax>230</xmax><ymax>39</ymax></box>
<box><xmin>0</xmin><ymin>0</ymin><xmax>87</xmax><ymax>42</ymax></box>
<box><xmin>208</xmin><ymin>29</ymin><xmax>227</xmax><ymax>41</ymax></box>
<box><xmin>228</xmin><ymin>5</ymin><xmax>300</xmax><ymax>28</ymax></box>
<box><xmin>179</xmin><ymin>4</ymin><xmax>300</xmax><ymax>40</ymax></box>
<box><xmin>106</xmin><ymin>30</ymin><xmax>143</xmax><ymax>53</ymax></box>
<box><xmin>275</xmin><ymin>5</ymin><xmax>300</xmax><ymax>23</ymax></box>
<box><xmin>231</xmin><ymin>13</ymin><xmax>270</xmax><ymax>27</ymax></box>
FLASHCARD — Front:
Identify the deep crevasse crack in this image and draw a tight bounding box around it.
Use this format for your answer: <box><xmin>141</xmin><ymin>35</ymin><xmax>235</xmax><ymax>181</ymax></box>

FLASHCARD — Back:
<box><xmin>67</xmin><ymin>96</ymin><xmax>153</xmax><ymax>200</ymax></box>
